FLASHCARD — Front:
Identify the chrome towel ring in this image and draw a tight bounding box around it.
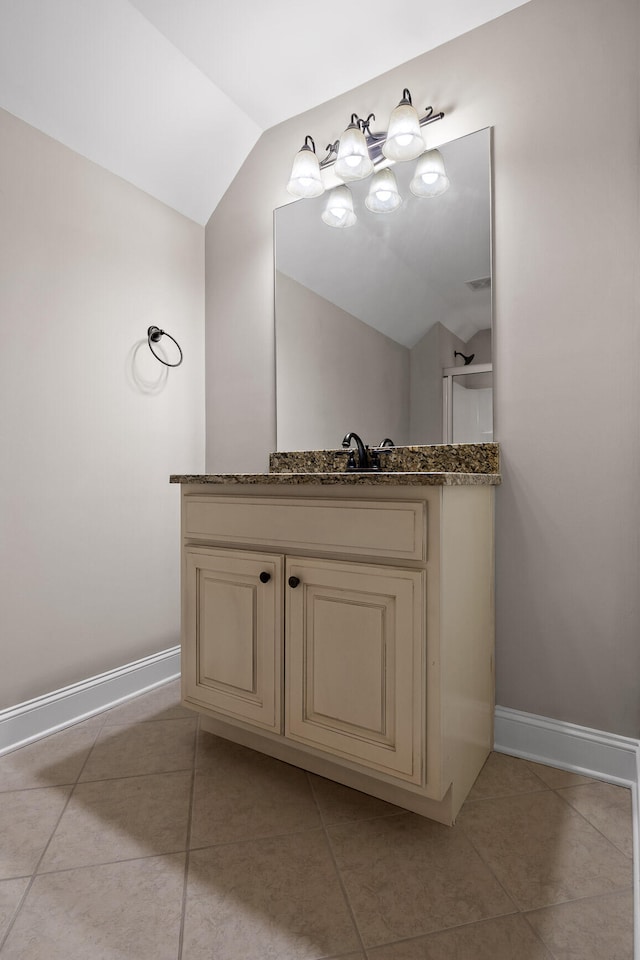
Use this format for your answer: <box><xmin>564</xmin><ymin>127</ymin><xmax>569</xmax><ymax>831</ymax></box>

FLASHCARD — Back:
<box><xmin>147</xmin><ymin>326</ymin><xmax>183</xmax><ymax>367</ymax></box>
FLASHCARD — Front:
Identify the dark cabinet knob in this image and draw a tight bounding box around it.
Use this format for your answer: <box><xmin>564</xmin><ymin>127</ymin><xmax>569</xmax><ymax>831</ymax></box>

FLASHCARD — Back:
<box><xmin>288</xmin><ymin>576</ymin><xmax>300</xmax><ymax>588</ymax></box>
<box><xmin>259</xmin><ymin>571</ymin><xmax>271</xmax><ymax>584</ymax></box>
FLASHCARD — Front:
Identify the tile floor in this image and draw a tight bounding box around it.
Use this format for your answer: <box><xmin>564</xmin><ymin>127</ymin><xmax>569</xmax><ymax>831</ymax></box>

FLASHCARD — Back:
<box><xmin>0</xmin><ymin>679</ymin><xmax>634</xmax><ymax>959</ymax></box>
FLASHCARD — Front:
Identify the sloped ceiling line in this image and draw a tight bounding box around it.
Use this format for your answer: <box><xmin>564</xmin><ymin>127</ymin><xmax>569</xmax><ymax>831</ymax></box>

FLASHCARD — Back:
<box><xmin>0</xmin><ymin>0</ymin><xmax>530</xmax><ymax>224</ymax></box>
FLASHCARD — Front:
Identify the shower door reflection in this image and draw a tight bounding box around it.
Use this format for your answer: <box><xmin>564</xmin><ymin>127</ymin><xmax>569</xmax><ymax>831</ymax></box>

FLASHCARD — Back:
<box><xmin>442</xmin><ymin>364</ymin><xmax>493</xmax><ymax>443</ymax></box>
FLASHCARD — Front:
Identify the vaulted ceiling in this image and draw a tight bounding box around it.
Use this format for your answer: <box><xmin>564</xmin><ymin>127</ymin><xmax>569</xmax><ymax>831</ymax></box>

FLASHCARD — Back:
<box><xmin>0</xmin><ymin>0</ymin><xmax>529</xmax><ymax>224</ymax></box>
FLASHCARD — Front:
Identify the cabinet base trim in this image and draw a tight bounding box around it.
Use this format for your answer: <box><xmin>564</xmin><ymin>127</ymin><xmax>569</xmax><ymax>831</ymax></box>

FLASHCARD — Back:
<box><xmin>0</xmin><ymin>647</ymin><xmax>181</xmax><ymax>756</ymax></box>
<box><xmin>200</xmin><ymin>715</ymin><xmax>454</xmax><ymax>824</ymax></box>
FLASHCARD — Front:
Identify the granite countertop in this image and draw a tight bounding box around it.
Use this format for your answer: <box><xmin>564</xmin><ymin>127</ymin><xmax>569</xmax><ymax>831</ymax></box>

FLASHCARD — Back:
<box><xmin>170</xmin><ymin>471</ymin><xmax>500</xmax><ymax>486</ymax></box>
<box><xmin>171</xmin><ymin>442</ymin><xmax>501</xmax><ymax>487</ymax></box>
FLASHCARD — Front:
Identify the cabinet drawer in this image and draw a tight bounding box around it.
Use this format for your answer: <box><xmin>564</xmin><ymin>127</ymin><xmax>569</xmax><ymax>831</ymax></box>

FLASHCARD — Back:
<box><xmin>183</xmin><ymin>496</ymin><xmax>426</xmax><ymax>560</ymax></box>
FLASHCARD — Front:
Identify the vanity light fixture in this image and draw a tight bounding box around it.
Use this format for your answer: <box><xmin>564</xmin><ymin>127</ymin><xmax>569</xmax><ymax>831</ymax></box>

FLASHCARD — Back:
<box><xmin>286</xmin><ymin>88</ymin><xmax>446</xmax><ymax>225</ymax></box>
<box><xmin>334</xmin><ymin>114</ymin><xmax>374</xmax><ymax>181</ymax></box>
<box><xmin>381</xmin><ymin>89</ymin><xmax>426</xmax><ymax>162</ymax></box>
<box><xmin>286</xmin><ymin>135</ymin><xmax>325</xmax><ymax>199</ymax></box>
<box><xmin>365</xmin><ymin>167</ymin><xmax>402</xmax><ymax>213</ymax></box>
<box><xmin>321</xmin><ymin>185</ymin><xmax>357</xmax><ymax>228</ymax></box>
<box><xmin>410</xmin><ymin>148</ymin><xmax>450</xmax><ymax>198</ymax></box>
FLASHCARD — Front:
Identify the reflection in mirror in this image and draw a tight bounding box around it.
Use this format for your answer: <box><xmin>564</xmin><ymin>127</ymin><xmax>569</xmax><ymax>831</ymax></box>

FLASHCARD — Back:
<box><xmin>275</xmin><ymin>127</ymin><xmax>492</xmax><ymax>451</ymax></box>
<box><xmin>443</xmin><ymin>363</ymin><xmax>493</xmax><ymax>443</ymax></box>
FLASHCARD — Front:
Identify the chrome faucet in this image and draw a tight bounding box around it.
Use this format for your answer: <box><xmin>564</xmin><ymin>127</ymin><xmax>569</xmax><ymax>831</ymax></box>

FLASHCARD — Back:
<box><xmin>342</xmin><ymin>432</ymin><xmax>370</xmax><ymax>470</ymax></box>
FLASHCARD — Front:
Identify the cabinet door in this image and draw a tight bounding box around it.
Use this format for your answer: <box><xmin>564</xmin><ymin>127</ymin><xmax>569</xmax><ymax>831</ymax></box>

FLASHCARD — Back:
<box><xmin>183</xmin><ymin>547</ymin><xmax>283</xmax><ymax>732</ymax></box>
<box><xmin>285</xmin><ymin>557</ymin><xmax>425</xmax><ymax>784</ymax></box>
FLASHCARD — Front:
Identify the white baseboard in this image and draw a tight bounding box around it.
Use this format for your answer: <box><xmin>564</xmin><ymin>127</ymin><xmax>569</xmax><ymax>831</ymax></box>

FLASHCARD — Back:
<box><xmin>0</xmin><ymin>646</ymin><xmax>181</xmax><ymax>756</ymax></box>
<box><xmin>495</xmin><ymin>705</ymin><xmax>640</xmax><ymax>960</ymax></box>
<box><xmin>494</xmin><ymin>704</ymin><xmax>639</xmax><ymax>786</ymax></box>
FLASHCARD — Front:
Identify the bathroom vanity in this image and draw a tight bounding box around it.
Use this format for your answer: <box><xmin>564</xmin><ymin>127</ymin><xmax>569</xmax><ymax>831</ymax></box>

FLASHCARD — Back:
<box><xmin>171</xmin><ymin>443</ymin><xmax>500</xmax><ymax>824</ymax></box>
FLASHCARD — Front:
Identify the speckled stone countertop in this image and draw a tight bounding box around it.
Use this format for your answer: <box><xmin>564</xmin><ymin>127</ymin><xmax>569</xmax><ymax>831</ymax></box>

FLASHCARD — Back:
<box><xmin>170</xmin><ymin>443</ymin><xmax>501</xmax><ymax>486</ymax></box>
<box><xmin>170</xmin><ymin>471</ymin><xmax>500</xmax><ymax>486</ymax></box>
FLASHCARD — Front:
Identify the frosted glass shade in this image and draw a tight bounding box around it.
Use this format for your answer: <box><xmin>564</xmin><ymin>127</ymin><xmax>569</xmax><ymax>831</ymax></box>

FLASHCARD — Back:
<box><xmin>286</xmin><ymin>144</ymin><xmax>324</xmax><ymax>198</ymax></box>
<box><xmin>321</xmin><ymin>185</ymin><xmax>357</xmax><ymax>228</ymax></box>
<box><xmin>382</xmin><ymin>101</ymin><xmax>425</xmax><ymax>162</ymax></box>
<box><xmin>365</xmin><ymin>168</ymin><xmax>402</xmax><ymax>213</ymax></box>
<box><xmin>334</xmin><ymin>122</ymin><xmax>373</xmax><ymax>181</ymax></box>
<box><xmin>410</xmin><ymin>149</ymin><xmax>450</xmax><ymax>198</ymax></box>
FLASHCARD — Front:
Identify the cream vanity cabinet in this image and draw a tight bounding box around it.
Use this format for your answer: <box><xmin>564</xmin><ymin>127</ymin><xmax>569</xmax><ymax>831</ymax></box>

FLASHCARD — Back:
<box><xmin>176</xmin><ymin>480</ymin><xmax>495</xmax><ymax>825</ymax></box>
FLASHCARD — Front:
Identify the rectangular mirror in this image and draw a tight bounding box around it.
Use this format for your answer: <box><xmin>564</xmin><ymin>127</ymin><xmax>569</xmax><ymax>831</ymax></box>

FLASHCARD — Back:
<box><xmin>274</xmin><ymin>127</ymin><xmax>492</xmax><ymax>450</ymax></box>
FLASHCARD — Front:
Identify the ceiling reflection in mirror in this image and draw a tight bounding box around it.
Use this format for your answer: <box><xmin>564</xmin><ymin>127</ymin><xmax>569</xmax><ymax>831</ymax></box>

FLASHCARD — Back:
<box><xmin>275</xmin><ymin>127</ymin><xmax>492</xmax><ymax>452</ymax></box>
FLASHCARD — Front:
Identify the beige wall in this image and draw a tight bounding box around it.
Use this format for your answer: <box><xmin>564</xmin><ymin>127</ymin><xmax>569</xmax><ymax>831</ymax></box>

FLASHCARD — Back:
<box><xmin>276</xmin><ymin>272</ymin><xmax>409</xmax><ymax>449</ymax></box>
<box><xmin>466</xmin><ymin>329</ymin><xmax>492</xmax><ymax>366</ymax></box>
<box><xmin>409</xmin><ymin>323</ymin><xmax>468</xmax><ymax>443</ymax></box>
<box><xmin>0</xmin><ymin>109</ymin><xmax>205</xmax><ymax>709</ymax></box>
<box><xmin>409</xmin><ymin>324</ymin><xmax>444</xmax><ymax>445</ymax></box>
<box><xmin>205</xmin><ymin>0</ymin><xmax>640</xmax><ymax>737</ymax></box>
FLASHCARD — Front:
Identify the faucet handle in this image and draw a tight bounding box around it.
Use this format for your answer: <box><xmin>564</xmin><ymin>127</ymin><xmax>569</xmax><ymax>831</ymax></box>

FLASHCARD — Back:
<box><xmin>368</xmin><ymin>448</ymin><xmax>382</xmax><ymax>471</ymax></box>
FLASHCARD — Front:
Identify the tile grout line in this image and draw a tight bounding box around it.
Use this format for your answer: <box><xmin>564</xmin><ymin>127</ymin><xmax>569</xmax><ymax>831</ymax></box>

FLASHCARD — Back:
<box><xmin>518</xmin><ymin>887</ymin><xmax>637</xmax><ymax>960</ymax></box>
<box><xmin>306</xmin><ymin>772</ymin><xmax>368</xmax><ymax>958</ymax></box>
<box><xmin>463</xmin><ymin>785</ymin><xmax>555</xmax><ymax>805</ymax></box>
<box><xmin>353</xmin><ymin>912</ymin><xmax>541</xmax><ymax>955</ymax></box>
<box><xmin>460</xmin><ymin>783</ymin><xmax>634</xmax><ymax>955</ymax></box>
<box><xmin>67</xmin><ymin>763</ymin><xmax>196</xmax><ymax>788</ymax></box>
<box><xmin>102</xmin><ymin>713</ymin><xmax>197</xmax><ymax>729</ymax></box>
<box><xmin>518</xmin><ymin>911</ymin><xmax>564</xmax><ymax>960</ymax></box>
<box><xmin>519</xmin><ymin>885</ymin><xmax>636</xmax><ymax>912</ymax></box>
<box><xmin>75</xmin><ymin>713</ymin><xmax>197</xmax><ymax>785</ymax></box>
<box><xmin>31</xmin><ymin>846</ymin><xmax>195</xmax><ymax>881</ymax></box>
<box><xmin>459</xmin><ymin>804</ymin><xmax>528</xmax><ymax>917</ymax></box>
<box><xmin>0</xmin><ymin>715</ymin><xmax>104</xmax><ymax>954</ymax></box>
<box><xmin>552</xmin><ymin>783</ymin><xmax>635</xmax><ymax>861</ymax></box>
<box><xmin>0</xmin><ymin>763</ymin><xmax>196</xmax><ymax>796</ymax></box>
<box><xmin>189</xmin><ymin>823</ymin><xmax>332</xmax><ymax>853</ymax></box>
<box><xmin>0</xmin><ymin>780</ymin><xmax>80</xmax><ymax>796</ymax></box>
<box><xmin>466</xmin><ymin>780</ymin><xmax>633</xmax><ymax>865</ymax></box>
<box><xmin>176</xmin><ymin>736</ymin><xmax>197</xmax><ymax>960</ymax></box>
<box><xmin>455</xmin><ymin>802</ymin><xmax>529</xmax><ymax>917</ymax></box>
<box><xmin>520</xmin><ymin>910</ymin><xmax>557</xmax><ymax>960</ymax></box>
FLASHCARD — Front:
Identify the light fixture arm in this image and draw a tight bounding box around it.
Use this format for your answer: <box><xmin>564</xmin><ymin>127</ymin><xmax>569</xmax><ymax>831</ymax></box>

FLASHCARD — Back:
<box><xmin>316</xmin><ymin>104</ymin><xmax>444</xmax><ymax>172</ymax></box>
<box><xmin>359</xmin><ymin>113</ymin><xmax>376</xmax><ymax>136</ymax></box>
<box><xmin>321</xmin><ymin>140</ymin><xmax>340</xmax><ymax>165</ymax></box>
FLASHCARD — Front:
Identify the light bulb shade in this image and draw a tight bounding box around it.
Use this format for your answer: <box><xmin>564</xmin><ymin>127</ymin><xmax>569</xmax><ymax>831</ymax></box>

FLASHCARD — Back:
<box><xmin>382</xmin><ymin>96</ymin><xmax>425</xmax><ymax>162</ymax></box>
<box><xmin>321</xmin><ymin>185</ymin><xmax>357</xmax><ymax>228</ymax></box>
<box><xmin>286</xmin><ymin>143</ymin><xmax>324</xmax><ymax>198</ymax></box>
<box><xmin>410</xmin><ymin>149</ymin><xmax>450</xmax><ymax>198</ymax></box>
<box><xmin>334</xmin><ymin>122</ymin><xmax>373</xmax><ymax>181</ymax></box>
<box><xmin>365</xmin><ymin>167</ymin><xmax>402</xmax><ymax>213</ymax></box>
